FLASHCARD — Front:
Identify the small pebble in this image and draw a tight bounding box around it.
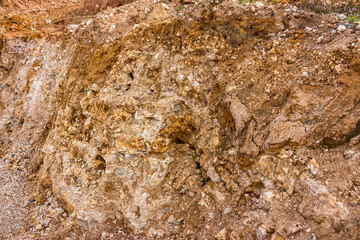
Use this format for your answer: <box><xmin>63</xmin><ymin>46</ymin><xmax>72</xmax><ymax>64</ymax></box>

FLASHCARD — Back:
<box><xmin>216</xmin><ymin>228</ymin><xmax>228</xmax><ymax>240</ymax></box>
<box><xmin>317</xmin><ymin>36</ymin><xmax>324</xmax><ymax>43</ymax></box>
<box><xmin>254</xmin><ymin>2</ymin><xmax>264</xmax><ymax>8</ymax></box>
<box><xmin>174</xmin><ymin>105</ymin><xmax>179</xmax><ymax>114</ymax></box>
<box><xmin>337</xmin><ymin>14</ymin><xmax>347</xmax><ymax>20</ymax></box>
<box><xmin>344</xmin><ymin>150</ymin><xmax>354</xmax><ymax>159</ymax></box>
<box><xmin>257</xmin><ymin>226</ymin><xmax>267</xmax><ymax>240</ymax></box>
<box><xmin>305</xmin><ymin>27</ymin><xmax>312</xmax><ymax>32</ymax></box>
<box><xmin>223</xmin><ymin>207</ymin><xmax>232</xmax><ymax>214</ymax></box>
<box><xmin>337</xmin><ymin>25</ymin><xmax>346</xmax><ymax>32</ymax></box>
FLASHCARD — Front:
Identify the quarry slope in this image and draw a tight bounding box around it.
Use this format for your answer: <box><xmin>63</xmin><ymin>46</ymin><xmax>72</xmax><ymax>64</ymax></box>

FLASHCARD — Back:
<box><xmin>1</xmin><ymin>0</ymin><xmax>360</xmax><ymax>239</ymax></box>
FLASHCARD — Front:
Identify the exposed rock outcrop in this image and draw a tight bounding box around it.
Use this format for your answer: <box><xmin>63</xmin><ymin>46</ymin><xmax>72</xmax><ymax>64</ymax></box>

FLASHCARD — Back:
<box><xmin>1</xmin><ymin>0</ymin><xmax>360</xmax><ymax>239</ymax></box>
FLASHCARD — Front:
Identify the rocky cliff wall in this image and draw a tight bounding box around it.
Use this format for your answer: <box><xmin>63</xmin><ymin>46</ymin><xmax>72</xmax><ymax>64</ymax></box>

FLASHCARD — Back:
<box><xmin>1</xmin><ymin>1</ymin><xmax>360</xmax><ymax>239</ymax></box>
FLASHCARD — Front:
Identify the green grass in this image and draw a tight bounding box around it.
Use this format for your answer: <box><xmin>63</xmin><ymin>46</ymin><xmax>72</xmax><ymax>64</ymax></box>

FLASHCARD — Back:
<box><xmin>347</xmin><ymin>13</ymin><xmax>360</xmax><ymax>22</ymax></box>
<box><xmin>176</xmin><ymin>6</ymin><xmax>184</xmax><ymax>11</ymax></box>
<box><xmin>176</xmin><ymin>5</ymin><xmax>184</xmax><ymax>16</ymax></box>
<box><xmin>238</xmin><ymin>0</ymin><xmax>254</xmax><ymax>4</ymax></box>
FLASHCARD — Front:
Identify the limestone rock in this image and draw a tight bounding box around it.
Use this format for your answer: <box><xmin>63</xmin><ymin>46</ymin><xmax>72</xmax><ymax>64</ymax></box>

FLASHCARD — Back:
<box><xmin>229</xmin><ymin>98</ymin><xmax>251</xmax><ymax>133</ymax></box>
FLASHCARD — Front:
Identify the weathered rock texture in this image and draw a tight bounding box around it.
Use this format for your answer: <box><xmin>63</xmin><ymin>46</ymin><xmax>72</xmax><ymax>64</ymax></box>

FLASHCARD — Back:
<box><xmin>77</xmin><ymin>0</ymin><xmax>136</xmax><ymax>15</ymax></box>
<box><xmin>1</xmin><ymin>0</ymin><xmax>360</xmax><ymax>239</ymax></box>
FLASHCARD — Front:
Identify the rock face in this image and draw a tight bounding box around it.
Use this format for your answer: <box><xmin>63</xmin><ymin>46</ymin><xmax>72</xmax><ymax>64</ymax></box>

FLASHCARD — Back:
<box><xmin>77</xmin><ymin>0</ymin><xmax>136</xmax><ymax>15</ymax></box>
<box><xmin>1</xmin><ymin>1</ymin><xmax>360</xmax><ymax>239</ymax></box>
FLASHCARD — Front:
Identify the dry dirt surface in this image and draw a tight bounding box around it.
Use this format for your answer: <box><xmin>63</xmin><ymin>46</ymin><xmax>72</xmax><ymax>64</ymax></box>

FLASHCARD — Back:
<box><xmin>1</xmin><ymin>0</ymin><xmax>360</xmax><ymax>239</ymax></box>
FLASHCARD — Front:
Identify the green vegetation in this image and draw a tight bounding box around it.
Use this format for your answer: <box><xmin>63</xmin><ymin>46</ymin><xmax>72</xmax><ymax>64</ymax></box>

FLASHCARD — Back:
<box><xmin>176</xmin><ymin>5</ymin><xmax>184</xmax><ymax>16</ymax></box>
<box><xmin>347</xmin><ymin>13</ymin><xmax>360</xmax><ymax>22</ymax></box>
<box><xmin>176</xmin><ymin>5</ymin><xmax>184</xmax><ymax>11</ymax></box>
<box><xmin>238</xmin><ymin>0</ymin><xmax>254</xmax><ymax>4</ymax></box>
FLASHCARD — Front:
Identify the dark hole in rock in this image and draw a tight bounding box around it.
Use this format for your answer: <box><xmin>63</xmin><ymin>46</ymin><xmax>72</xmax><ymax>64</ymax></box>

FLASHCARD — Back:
<box><xmin>173</xmin><ymin>137</ymin><xmax>186</xmax><ymax>144</ymax></box>
<box><xmin>125</xmin><ymin>83</ymin><xmax>131</xmax><ymax>91</ymax></box>
<box><xmin>129</xmin><ymin>72</ymin><xmax>134</xmax><ymax>80</ymax></box>
<box><xmin>347</xmin><ymin>120</ymin><xmax>360</xmax><ymax>141</ymax></box>
<box><xmin>93</xmin><ymin>154</ymin><xmax>106</xmax><ymax>171</ymax></box>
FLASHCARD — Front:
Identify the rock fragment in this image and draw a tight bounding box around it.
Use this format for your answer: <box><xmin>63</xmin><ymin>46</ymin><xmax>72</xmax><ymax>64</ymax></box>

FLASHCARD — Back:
<box><xmin>337</xmin><ymin>25</ymin><xmax>346</xmax><ymax>32</ymax></box>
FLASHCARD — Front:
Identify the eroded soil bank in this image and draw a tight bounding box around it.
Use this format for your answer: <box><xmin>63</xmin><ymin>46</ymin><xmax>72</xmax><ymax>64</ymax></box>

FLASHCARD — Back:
<box><xmin>1</xmin><ymin>0</ymin><xmax>360</xmax><ymax>239</ymax></box>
